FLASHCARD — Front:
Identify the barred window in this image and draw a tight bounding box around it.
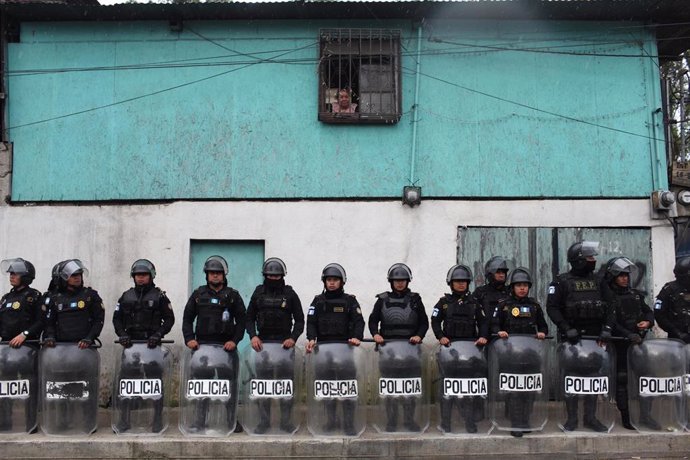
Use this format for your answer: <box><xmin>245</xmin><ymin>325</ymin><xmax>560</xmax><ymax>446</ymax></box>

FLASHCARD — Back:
<box><xmin>318</xmin><ymin>29</ymin><xmax>401</xmax><ymax>124</ymax></box>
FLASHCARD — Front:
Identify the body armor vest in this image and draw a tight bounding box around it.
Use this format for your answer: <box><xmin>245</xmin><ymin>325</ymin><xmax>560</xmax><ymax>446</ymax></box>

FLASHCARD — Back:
<box><xmin>0</xmin><ymin>288</ymin><xmax>38</xmax><ymax>339</ymax></box>
<box><xmin>613</xmin><ymin>289</ymin><xmax>644</xmax><ymax>331</ymax></box>
<box><xmin>475</xmin><ymin>285</ymin><xmax>508</xmax><ymax>315</ymax></box>
<box><xmin>442</xmin><ymin>294</ymin><xmax>478</xmax><ymax>339</ymax></box>
<box><xmin>119</xmin><ymin>287</ymin><xmax>163</xmax><ymax>339</ymax></box>
<box><xmin>560</xmin><ymin>273</ymin><xmax>606</xmax><ymax>323</ymax></box>
<box><xmin>195</xmin><ymin>287</ymin><xmax>235</xmax><ymax>337</ymax></box>
<box><xmin>378</xmin><ymin>292</ymin><xmax>418</xmax><ymax>338</ymax></box>
<box><xmin>52</xmin><ymin>288</ymin><xmax>95</xmax><ymax>341</ymax></box>
<box><xmin>665</xmin><ymin>283</ymin><xmax>690</xmax><ymax>332</ymax></box>
<box><xmin>255</xmin><ymin>285</ymin><xmax>293</xmax><ymax>338</ymax></box>
<box><xmin>503</xmin><ymin>298</ymin><xmax>540</xmax><ymax>334</ymax></box>
<box><xmin>315</xmin><ymin>295</ymin><xmax>349</xmax><ymax>340</ymax></box>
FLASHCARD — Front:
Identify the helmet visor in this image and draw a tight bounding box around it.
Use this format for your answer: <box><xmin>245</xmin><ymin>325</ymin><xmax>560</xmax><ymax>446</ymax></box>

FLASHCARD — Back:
<box><xmin>1</xmin><ymin>258</ymin><xmax>29</xmax><ymax>275</ymax></box>
<box><xmin>60</xmin><ymin>260</ymin><xmax>89</xmax><ymax>280</ymax></box>
<box><xmin>580</xmin><ymin>241</ymin><xmax>600</xmax><ymax>258</ymax></box>
<box><xmin>609</xmin><ymin>257</ymin><xmax>638</xmax><ymax>280</ymax></box>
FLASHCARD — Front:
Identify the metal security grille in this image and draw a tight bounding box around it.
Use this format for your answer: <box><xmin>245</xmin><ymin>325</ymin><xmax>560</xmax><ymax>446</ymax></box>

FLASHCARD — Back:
<box><xmin>318</xmin><ymin>28</ymin><xmax>401</xmax><ymax>124</ymax></box>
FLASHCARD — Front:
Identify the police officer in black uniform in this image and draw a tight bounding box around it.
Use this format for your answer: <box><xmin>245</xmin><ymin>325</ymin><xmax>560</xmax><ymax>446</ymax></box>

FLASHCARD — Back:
<box><xmin>546</xmin><ymin>241</ymin><xmax>611</xmax><ymax>432</ymax></box>
<box><xmin>431</xmin><ymin>264</ymin><xmax>488</xmax><ymax>433</ymax></box>
<box><xmin>0</xmin><ymin>258</ymin><xmax>43</xmax><ymax>431</ymax></box>
<box><xmin>43</xmin><ymin>259</ymin><xmax>105</xmax><ymax>430</ymax></box>
<box><xmin>496</xmin><ymin>267</ymin><xmax>548</xmax><ymax>438</ymax></box>
<box><xmin>113</xmin><ymin>259</ymin><xmax>174</xmax><ymax>433</ymax></box>
<box><xmin>182</xmin><ymin>255</ymin><xmax>246</xmax><ymax>432</ymax></box>
<box><xmin>655</xmin><ymin>256</ymin><xmax>690</xmax><ymax>343</ymax></box>
<box><xmin>306</xmin><ymin>263</ymin><xmax>365</xmax><ymax>436</ymax></box>
<box><xmin>602</xmin><ymin>256</ymin><xmax>656</xmax><ymax>430</ymax></box>
<box><xmin>368</xmin><ymin>263</ymin><xmax>428</xmax><ymax>432</ymax></box>
<box><xmin>246</xmin><ymin>257</ymin><xmax>304</xmax><ymax>434</ymax></box>
<box><xmin>474</xmin><ymin>256</ymin><xmax>510</xmax><ymax>329</ymax></box>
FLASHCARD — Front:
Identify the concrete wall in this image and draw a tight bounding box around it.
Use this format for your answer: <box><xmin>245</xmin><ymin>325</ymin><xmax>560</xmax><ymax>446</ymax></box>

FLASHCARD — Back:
<box><xmin>5</xmin><ymin>19</ymin><xmax>665</xmax><ymax>201</ymax></box>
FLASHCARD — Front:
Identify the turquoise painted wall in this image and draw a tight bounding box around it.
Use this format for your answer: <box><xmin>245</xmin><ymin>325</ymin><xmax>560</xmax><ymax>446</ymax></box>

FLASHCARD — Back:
<box><xmin>5</xmin><ymin>19</ymin><xmax>665</xmax><ymax>201</ymax></box>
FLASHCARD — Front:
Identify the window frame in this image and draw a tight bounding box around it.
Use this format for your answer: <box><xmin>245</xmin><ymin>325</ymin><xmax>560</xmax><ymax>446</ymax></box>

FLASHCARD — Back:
<box><xmin>318</xmin><ymin>28</ymin><xmax>402</xmax><ymax>125</ymax></box>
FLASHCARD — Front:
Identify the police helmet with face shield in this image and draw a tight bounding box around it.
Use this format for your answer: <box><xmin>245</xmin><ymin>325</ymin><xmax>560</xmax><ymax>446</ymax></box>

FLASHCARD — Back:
<box><xmin>485</xmin><ymin>256</ymin><xmax>509</xmax><ymax>277</ymax></box>
<box><xmin>262</xmin><ymin>257</ymin><xmax>287</xmax><ymax>277</ymax></box>
<box><xmin>508</xmin><ymin>267</ymin><xmax>532</xmax><ymax>286</ymax></box>
<box><xmin>204</xmin><ymin>255</ymin><xmax>228</xmax><ymax>275</ymax></box>
<box><xmin>446</xmin><ymin>264</ymin><xmax>472</xmax><ymax>285</ymax></box>
<box><xmin>59</xmin><ymin>259</ymin><xmax>89</xmax><ymax>285</ymax></box>
<box><xmin>387</xmin><ymin>263</ymin><xmax>412</xmax><ymax>282</ymax></box>
<box><xmin>321</xmin><ymin>263</ymin><xmax>347</xmax><ymax>284</ymax></box>
<box><xmin>130</xmin><ymin>259</ymin><xmax>156</xmax><ymax>279</ymax></box>
<box><xmin>1</xmin><ymin>258</ymin><xmax>36</xmax><ymax>286</ymax></box>
<box><xmin>567</xmin><ymin>241</ymin><xmax>599</xmax><ymax>271</ymax></box>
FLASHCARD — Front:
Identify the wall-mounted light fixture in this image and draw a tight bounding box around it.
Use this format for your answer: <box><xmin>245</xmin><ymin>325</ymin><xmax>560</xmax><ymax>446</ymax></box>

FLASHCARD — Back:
<box><xmin>402</xmin><ymin>186</ymin><xmax>422</xmax><ymax>207</ymax></box>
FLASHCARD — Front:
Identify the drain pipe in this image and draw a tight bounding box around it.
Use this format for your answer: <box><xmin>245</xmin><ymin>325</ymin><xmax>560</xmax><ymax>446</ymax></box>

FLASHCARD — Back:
<box><xmin>409</xmin><ymin>21</ymin><xmax>423</xmax><ymax>185</ymax></box>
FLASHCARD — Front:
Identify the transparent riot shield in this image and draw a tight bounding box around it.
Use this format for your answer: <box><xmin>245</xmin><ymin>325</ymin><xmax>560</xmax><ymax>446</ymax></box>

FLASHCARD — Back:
<box><xmin>179</xmin><ymin>343</ymin><xmax>240</xmax><ymax>437</ymax></box>
<box><xmin>556</xmin><ymin>338</ymin><xmax>614</xmax><ymax>433</ymax></box>
<box><xmin>628</xmin><ymin>338</ymin><xmax>686</xmax><ymax>432</ymax></box>
<box><xmin>306</xmin><ymin>342</ymin><xmax>367</xmax><ymax>437</ymax></box>
<box><xmin>433</xmin><ymin>339</ymin><xmax>490</xmax><ymax>435</ymax></box>
<box><xmin>39</xmin><ymin>343</ymin><xmax>100</xmax><ymax>436</ymax></box>
<box><xmin>489</xmin><ymin>335</ymin><xmax>548</xmax><ymax>433</ymax></box>
<box><xmin>686</xmin><ymin>344</ymin><xmax>690</xmax><ymax>431</ymax></box>
<box><xmin>370</xmin><ymin>339</ymin><xmax>429</xmax><ymax>434</ymax></box>
<box><xmin>240</xmin><ymin>341</ymin><xmax>303</xmax><ymax>435</ymax></box>
<box><xmin>0</xmin><ymin>343</ymin><xmax>38</xmax><ymax>434</ymax></box>
<box><xmin>111</xmin><ymin>342</ymin><xmax>173</xmax><ymax>435</ymax></box>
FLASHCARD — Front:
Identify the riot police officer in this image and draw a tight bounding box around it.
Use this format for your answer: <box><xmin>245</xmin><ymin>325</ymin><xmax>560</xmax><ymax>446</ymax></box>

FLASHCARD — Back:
<box><xmin>306</xmin><ymin>263</ymin><xmax>365</xmax><ymax>435</ymax></box>
<box><xmin>655</xmin><ymin>256</ymin><xmax>690</xmax><ymax>343</ymax></box>
<box><xmin>368</xmin><ymin>263</ymin><xmax>428</xmax><ymax>432</ymax></box>
<box><xmin>602</xmin><ymin>256</ymin><xmax>655</xmax><ymax>430</ymax></box>
<box><xmin>496</xmin><ymin>267</ymin><xmax>548</xmax><ymax>438</ymax></box>
<box><xmin>473</xmin><ymin>256</ymin><xmax>510</xmax><ymax>328</ymax></box>
<box><xmin>182</xmin><ymin>255</ymin><xmax>246</xmax><ymax>432</ymax></box>
<box><xmin>43</xmin><ymin>259</ymin><xmax>105</xmax><ymax>348</ymax></box>
<box><xmin>431</xmin><ymin>264</ymin><xmax>488</xmax><ymax>433</ymax></box>
<box><xmin>43</xmin><ymin>259</ymin><xmax>105</xmax><ymax>432</ymax></box>
<box><xmin>113</xmin><ymin>259</ymin><xmax>175</xmax><ymax>433</ymax></box>
<box><xmin>246</xmin><ymin>257</ymin><xmax>304</xmax><ymax>434</ymax></box>
<box><xmin>546</xmin><ymin>241</ymin><xmax>611</xmax><ymax>432</ymax></box>
<box><xmin>0</xmin><ymin>258</ymin><xmax>43</xmax><ymax>431</ymax></box>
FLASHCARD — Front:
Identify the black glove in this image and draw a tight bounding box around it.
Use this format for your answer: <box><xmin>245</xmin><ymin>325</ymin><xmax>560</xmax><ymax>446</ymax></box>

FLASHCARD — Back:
<box><xmin>627</xmin><ymin>333</ymin><xmax>642</xmax><ymax>345</ymax></box>
<box><xmin>598</xmin><ymin>330</ymin><xmax>612</xmax><ymax>342</ymax></box>
<box><xmin>148</xmin><ymin>333</ymin><xmax>161</xmax><ymax>349</ymax></box>
<box><xmin>119</xmin><ymin>335</ymin><xmax>132</xmax><ymax>348</ymax></box>
<box><xmin>679</xmin><ymin>332</ymin><xmax>690</xmax><ymax>344</ymax></box>
<box><xmin>43</xmin><ymin>338</ymin><xmax>56</xmax><ymax>348</ymax></box>
<box><xmin>566</xmin><ymin>328</ymin><xmax>580</xmax><ymax>344</ymax></box>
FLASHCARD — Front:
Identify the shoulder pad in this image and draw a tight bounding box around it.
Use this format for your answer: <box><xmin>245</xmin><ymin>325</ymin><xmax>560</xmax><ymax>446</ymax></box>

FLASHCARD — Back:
<box><xmin>283</xmin><ymin>284</ymin><xmax>295</xmax><ymax>294</ymax></box>
<box><xmin>376</xmin><ymin>292</ymin><xmax>389</xmax><ymax>299</ymax></box>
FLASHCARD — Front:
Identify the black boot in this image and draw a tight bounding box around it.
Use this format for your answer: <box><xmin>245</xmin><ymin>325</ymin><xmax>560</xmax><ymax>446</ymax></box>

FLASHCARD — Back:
<box><xmin>324</xmin><ymin>401</ymin><xmax>338</xmax><ymax>432</ymax></box>
<box><xmin>583</xmin><ymin>396</ymin><xmax>607</xmax><ymax>432</ymax></box>
<box><xmin>440</xmin><ymin>398</ymin><xmax>452</xmax><ymax>433</ymax></box>
<box><xmin>620</xmin><ymin>410</ymin><xmax>634</xmax><ymax>430</ymax></box>
<box><xmin>255</xmin><ymin>400</ymin><xmax>271</xmax><ymax>434</ymax></box>
<box><xmin>115</xmin><ymin>399</ymin><xmax>131</xmax><ymax>433</ymax></box>
<box><xmin>639</xmin><ymin>398</ymin><xmax>661</xmax><ymax>430</ymax></box>
<box><xmin>152</xmin><ymin>399</ymin><xmax>164</xmax><ymax>433</ymax></box>
<box><xmin>343</xmin><ymin>400</ymin><xmax>357</xmax><ymax>436</ymax></box>
<box><xmin>402</xmin><ymin>398</ymin><xmax>420</xmax><ymax>432</ymax></box>
<box><xmin>563</xmin><ymin>397</ymin><xmax>579</xmax><ymax>431</ymax></box>
<box><xmin>191</xmin><ymin>399</ymin><xmax>208</xmax><ymax>431</ymax></box>
<box><xmin>279</xmin><ymin>400</ymin><xmax>295</xmax><ymax>433</ymax></box>
<box><xmin>385</xmin><ymin>399</ymin><xmax>398</xmax><ymax>432</ymax></box>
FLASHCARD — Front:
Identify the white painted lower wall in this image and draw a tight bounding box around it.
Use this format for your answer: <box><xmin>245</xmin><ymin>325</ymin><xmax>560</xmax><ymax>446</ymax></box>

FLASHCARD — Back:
<box><xmin>0</xmin><ymin>199</ymin><xmax>676</xmax><ymax>361</ymax></box>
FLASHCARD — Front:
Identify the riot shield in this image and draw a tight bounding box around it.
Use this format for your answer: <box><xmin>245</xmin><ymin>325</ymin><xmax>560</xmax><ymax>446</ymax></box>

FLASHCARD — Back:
<box><xmin>556</xmin><ymin>338</ymin><xmax>614</xmax><ymax>433</ymax></box>
<box><xmin>628</xmin><ymin>338</ymin><xmax>686</xmax><ymax>432</ymax></box>
<box><xmin>306</xmin><ymin>342</ymin><xmax>367</xmax><ymax>437</ymax></box>
<box><xmin>434</xmin><ymin>340</ymin><xmax>490</xmax><ymax>435</ymax></box>
<box><xmin>489</xmin><ymin>335</ymin><xmax>548</xmax><ymax>433</ymax></box>
<box><xmin>686</xmin><ymin>344</ymin><xmax>690</xmax><ymax>431</ymax></box>
<box><xmin>370</xmin><ymin>339</ymin><xmax>429</xmax><ymax>434</ymax></box>
<box><xmin>111</xmin><ymin>342</ymin><xmax>173</xmax><ymax>435</ymax></box>
<box><xmin>39</xmin><ymin>343</ymin><xmax>100</xmax><ymax>436</ymax></box>
<box><xmin>0</xmin><ymin>343</ymin><xmax>38</xmax><ymax>434</ymax></box>
<box><xmin>240</xmin><ymin>341</ymin><xmax>303</xmax><ymax>435</ymax></box>
<box><xmin>179</xmin><ymin>343</ymin><xmax>240</xmax><ymax>437</ymax></box>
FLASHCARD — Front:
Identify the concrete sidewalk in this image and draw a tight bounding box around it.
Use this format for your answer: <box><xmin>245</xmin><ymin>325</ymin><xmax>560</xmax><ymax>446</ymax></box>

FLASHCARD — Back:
<box><xmin>1</xmin><ymin>408</ymin><xmax>689</xmax><ymax>460</ymax></box>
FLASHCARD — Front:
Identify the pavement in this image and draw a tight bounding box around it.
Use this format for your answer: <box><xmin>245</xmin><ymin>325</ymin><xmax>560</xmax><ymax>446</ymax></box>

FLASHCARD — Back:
<box><xmin>0</xmin><ymin>405</ymin><xmax>689</xmax><ymax>460</ymax></box>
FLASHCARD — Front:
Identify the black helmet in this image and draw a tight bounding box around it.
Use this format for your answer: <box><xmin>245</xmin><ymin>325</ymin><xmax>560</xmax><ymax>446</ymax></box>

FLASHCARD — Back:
<box><xmin>130</xmin><ymin>259</ymin><xmax>156</xmax><ymax>279</ymax></box>
<box><xmin>567</xmin><ymin>241</ymin><xmax>599</xmax><ymax>262</ymax></box>
<box><xmin>674</xmin><ymin>256</ymin><xmax>690</xmax><ymax>286</ymax></box>
<box><xmin>47</xmin><ymin>260</ymin><xmax>68</xmax><ymax>292</ymax></box>
<box><xmin>446</xmin><ymin>264</ymin><xmax>472</xmax><ymax>285</ymax></box>
<box><xmin>262</xmin><ymin>257</ymin><xmax>287</xmax><ymax>276</ymax></box>
<box><xmin>387</xmin><ymin>263</ymin><xmax>412</xmax><ymax>282</ymax></box>
<box><xmin>204</xmin><ymin>255</ymin><xmax>228</xmax><ymax>275</ymax></box>
<box><xmin>1</xmin><ymin>258</ymin><xmax>36</xmax><ymax>286</ymax></box>
<box><xmin>508</xmin><ymin>267</ymin><xmax>532</xmax><ymax>286</ymax></box>
<box><xmin>321</xmin><ymin>263</ymin><xmax>347</xmax><ymax>284</ymax></box>
<box><xmin>606</xmin><ymin>257</ymin><xmax>635</xmax><ymax>277</ymax></box>
<box><xmin>484</xmin><ymin>256</ymin><xmax>509</xmax><ymax>277</ymax></box>
<box><xmin>58</xmin><ymin>259</ymin><xmax>88</xmax><ymax>287</ymax></box>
